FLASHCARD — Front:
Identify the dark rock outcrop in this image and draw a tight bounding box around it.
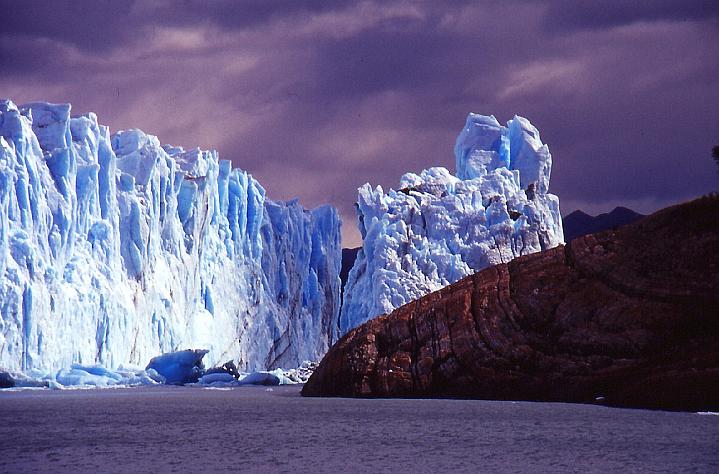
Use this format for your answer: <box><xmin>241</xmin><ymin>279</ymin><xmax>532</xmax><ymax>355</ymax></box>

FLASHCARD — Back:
<box><xmin>563</xmin><ymin>206</ymin><xmax>644</xmax><ymax>242</ymax></box>
<box><xmin>303</xmin><ymin>195</ymin><xmax>719</xmax><ymax>411</ymax></box>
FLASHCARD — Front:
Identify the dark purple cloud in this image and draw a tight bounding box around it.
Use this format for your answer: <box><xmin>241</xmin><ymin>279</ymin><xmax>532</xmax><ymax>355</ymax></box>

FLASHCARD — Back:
<box><xmin>542</xmin><ymin>0</ymin><xmax>719</xmax><ymax>31</ymax></box>
<box><xmin>0</xmin><ymin>0</ymin><xmax>137</xmax><ymax>52</ymax></box>
<box><xmin>1</xmin><ymin>0</ymin><xmax>717</xmax><ymax>246</ymax></box>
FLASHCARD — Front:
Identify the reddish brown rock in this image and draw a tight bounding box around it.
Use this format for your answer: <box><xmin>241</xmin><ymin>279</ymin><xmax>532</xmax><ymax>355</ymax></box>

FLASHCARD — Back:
<box><xmin>302</xmin><ymin>195</ymin><xmax>719</xmax><ymax>411</ymax></box>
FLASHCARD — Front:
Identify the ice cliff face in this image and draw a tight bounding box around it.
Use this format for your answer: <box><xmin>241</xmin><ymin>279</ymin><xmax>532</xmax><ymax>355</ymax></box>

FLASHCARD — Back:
<box><xmin>0</xmin><ymin>100</ymin><xmax>341</xmax><ymax>373</ymax></box>
<box><xmin>339</xmin><ymin>114</ymin><xmax>563</xmax><ymax>333</ymax></box>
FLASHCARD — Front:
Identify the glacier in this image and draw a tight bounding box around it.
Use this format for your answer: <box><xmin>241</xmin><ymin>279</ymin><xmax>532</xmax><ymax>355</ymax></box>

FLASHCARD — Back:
<box><xmin>340</xmin><ymin>113</ymin><xmax>563</xmax><ymax>333</ymax></box>
<box><xmin>0</xmin><ymin>99</ymin><xmax>341</xmax><ymax>374</ymax></box>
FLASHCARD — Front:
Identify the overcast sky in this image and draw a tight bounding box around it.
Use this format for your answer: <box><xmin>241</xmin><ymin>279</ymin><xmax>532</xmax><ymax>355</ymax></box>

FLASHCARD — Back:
<box><xmin>1</xmin><ymin>0</ymin><xmax>717</xmax><ymax>246</ymax></box>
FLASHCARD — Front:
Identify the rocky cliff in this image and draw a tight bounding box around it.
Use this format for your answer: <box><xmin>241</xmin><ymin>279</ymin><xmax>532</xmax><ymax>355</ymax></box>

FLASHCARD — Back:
<box><xmin>303</xmin><ymin>195</ymin><xmax>719</xmax><ymax>411</ymax></box>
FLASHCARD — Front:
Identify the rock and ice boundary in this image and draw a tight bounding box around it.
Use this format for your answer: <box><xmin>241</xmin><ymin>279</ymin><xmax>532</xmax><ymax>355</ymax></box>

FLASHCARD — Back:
<box><xmin>340</xmin><ymin>114</ymin><xmax>563</xmax><ymax>333</ymax></box>
<box><xmin>0</xmin><ymin>100</ymin><xmax>341</xmax><ymax>373</ymax></box>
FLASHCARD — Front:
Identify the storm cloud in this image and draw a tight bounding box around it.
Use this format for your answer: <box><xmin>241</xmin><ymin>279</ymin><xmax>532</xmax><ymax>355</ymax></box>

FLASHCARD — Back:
<box><xmin>1</xmin><ymin>0</ymin><xmax>717</xmax><ymax>246</ymax></box>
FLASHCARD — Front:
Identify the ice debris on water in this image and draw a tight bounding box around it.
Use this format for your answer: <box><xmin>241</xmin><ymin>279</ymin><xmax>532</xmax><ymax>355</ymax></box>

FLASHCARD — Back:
<box><xmin>0</xmin><ymin>352</ymin><xmax>319</xmax><ymax>390</ymax></box>
<box><xmin>340</xmin><ymin>113</ymin><xmax>564</xmax><ymax>333</ymax></box>
<box><xmin>0</xmin><ymin>364</ymin><xmax>162</xmax><ymax>389</ymax></box>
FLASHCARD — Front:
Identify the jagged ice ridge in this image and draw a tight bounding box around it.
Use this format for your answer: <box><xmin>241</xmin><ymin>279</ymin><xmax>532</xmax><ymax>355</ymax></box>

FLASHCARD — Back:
<box><xmin>340</xmin><ymin>113</ymin><xmax>563</xmax><ymax>333</ymax></box>
<box><xmin>0</xmin><ymin>100</ymin><xmax>341</xmax><ymax>373</ymax></box>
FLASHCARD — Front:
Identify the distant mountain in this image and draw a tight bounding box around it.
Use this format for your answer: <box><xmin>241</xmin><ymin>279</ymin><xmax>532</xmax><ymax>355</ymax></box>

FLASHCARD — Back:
<box><xmin>563</xmin><ymin>207</ymin><xmax>644</xmax><ymax>242</ymax></box>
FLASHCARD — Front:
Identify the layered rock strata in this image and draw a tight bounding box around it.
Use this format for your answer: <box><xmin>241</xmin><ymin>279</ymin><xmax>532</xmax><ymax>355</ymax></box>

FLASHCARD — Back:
<box><xmin>304</xmin><ymin>196</ymin><xmax>719</xmax><ymax>411</ymax></box>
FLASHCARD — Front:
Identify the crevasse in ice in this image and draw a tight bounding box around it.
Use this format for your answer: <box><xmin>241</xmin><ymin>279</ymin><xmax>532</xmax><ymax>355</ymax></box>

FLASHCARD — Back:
<box><xmin>0</xmin><ymin>100</ymin><xmax>341</xmax><ymax>373</ymax></box>
<box><xmin>339</xmin><ymin>113</ymin><xmax>563</xmax><ymax>333</ymax></box>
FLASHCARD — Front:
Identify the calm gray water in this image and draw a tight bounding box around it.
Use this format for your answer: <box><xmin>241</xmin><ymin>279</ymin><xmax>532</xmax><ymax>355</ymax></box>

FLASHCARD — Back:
<box><xmin>1</xmin><ymin>385</ymin><xmax>717</xmax><ymax>473</ymax></box>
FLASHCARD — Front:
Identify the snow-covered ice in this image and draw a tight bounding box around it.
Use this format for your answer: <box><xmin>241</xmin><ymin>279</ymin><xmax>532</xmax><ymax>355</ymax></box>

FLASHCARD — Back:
<box><xmin>0</xmin><ymin>99</ymin><xmax>341</xmax><ymax>374</ymax></box>
<box><xmin>340</xmin><ymin>113</ymin><xmax>563</xmax><ymax>333</ymax></box>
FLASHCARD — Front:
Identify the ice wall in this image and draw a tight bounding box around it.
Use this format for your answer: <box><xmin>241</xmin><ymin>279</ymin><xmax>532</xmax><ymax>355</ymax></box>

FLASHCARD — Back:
<box><xmin>340</xmin><ymin>113</ymin><xmax>563</xmax><ymax>333</ymax></box>
<box><xmin>0</xmin><ymin>100</ymin><xmax>341</xmax><ymax>372</ymax></box>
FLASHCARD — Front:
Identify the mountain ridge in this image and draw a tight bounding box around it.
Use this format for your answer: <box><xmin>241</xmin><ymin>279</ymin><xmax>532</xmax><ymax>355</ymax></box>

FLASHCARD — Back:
<box><xmin>563</xmin><ymin>206</ymin><xmax>644</xmax><ymax>242</ymax></box>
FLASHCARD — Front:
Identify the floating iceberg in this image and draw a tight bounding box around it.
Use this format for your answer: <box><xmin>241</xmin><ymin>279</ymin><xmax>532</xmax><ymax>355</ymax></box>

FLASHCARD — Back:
<box><xmin>340</xmin><ymin>114</ymin><xmax>563</xmax><ymax>333</ymax></box>
<box><xmin>146</xmin><ymin>349</ymin><xmax>208</xmax><ymax>385</ymax></box>
<box><xmin>237</xmin><ymin>369</ymin><xmax>296</xmax><ymax>385</ymax></box>
<box><xmin>0</xmin><ymin>100</ymin><xmax>341</xmax><ymax>374</ymax></box>
<box><xmin>198</xmin><ymin>371</ymin><xmax>237</xmax><ymax>385</ymax></box>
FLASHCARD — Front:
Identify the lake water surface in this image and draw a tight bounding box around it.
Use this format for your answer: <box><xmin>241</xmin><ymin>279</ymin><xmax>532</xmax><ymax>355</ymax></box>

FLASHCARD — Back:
<box><xmin>1</xmin><ymin>385</ymin><xmax>717</xmax><ymax>473</ymax></box>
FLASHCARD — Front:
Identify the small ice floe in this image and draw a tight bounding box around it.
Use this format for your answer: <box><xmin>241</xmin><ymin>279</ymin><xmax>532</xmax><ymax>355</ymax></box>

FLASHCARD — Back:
<box><xmin>195</xmin><ymin>360</ymin><xmax>319</xmax><ymax>387</ymax></box>
<box><xmin>237</xmin><ymin>369</ymin><xmax>293</xmax><ymax>386</ymax></box>
<box><xmin>194</xmin><ymin>370</ymin><xmax>293</xmax><ymax>388</ymax></box>
<box><xmin>280</xmin><ymin>360</ymin><xmax>319</xmax><ymax>383</ymax></box>
<box><xmin>1</xmin><ymin>371</ymin><xmax>48</xmax><ymax>389</ymax></box>
<box><xmin>696</xmin><ymin>412</ymin><xmax>719</xmax><ymax>416</ymax></box>
<box><xmin>198</xmin><ymin>372</ymin><xmax>237</xmax><ymax>385</ymax></box>
<box><xmin>0</xmin><ymin>364</ymin><xmax>163</xmax><ymax>390</ymax></box>
<box><xmin>146</xmin><ymin>349</ymin><xmax>209</xmax><ymax>385</ymax></box>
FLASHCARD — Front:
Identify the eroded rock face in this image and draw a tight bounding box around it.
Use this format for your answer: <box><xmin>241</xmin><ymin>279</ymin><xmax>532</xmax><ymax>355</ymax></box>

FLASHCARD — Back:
<box><xmin>303</xmin><ymin>195</ymin><xmax>719</xmax><ymax>411</ymax></box>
